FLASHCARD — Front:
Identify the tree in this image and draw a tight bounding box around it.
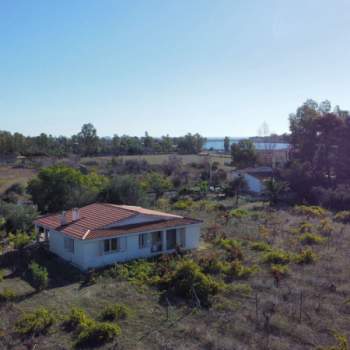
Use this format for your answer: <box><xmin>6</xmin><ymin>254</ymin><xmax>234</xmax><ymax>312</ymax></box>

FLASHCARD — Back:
<box><xmin>141</xmin><ymin>173</ymin><xmax>172</xmax><ymax>199</ymax></box>
<box><xmin>225</xmin><ymin>176</ymin><xmax>248</xmax><ymax>206</ymax></box>
<box><xmin>231</xmin><ymin>140</ymin><xmax>257</xmax><ymax>168</ymax></box>
<box><xmin>0</xmin><ymin>201</ymin><xmax>38</xmax><ymax>232</ymax></box>
<box><xmin>177</xmin><ymin>133</ymin><xmax>206</xmax><ymax>154</ymax></box>
<box><xmin>77</xmin><ymin>123</ymin><xmax>98</xmax><ymax>156</ymax></box>
<box><xmin>264</xmin><ymin>178</ymin><xmax>288</xmax><ymax>206</ymax></box>
<box><xmin>99</xmin><ymin>176</ymin><xmax>146</xmax><ymax>205</ymax></box>
<box><xmin>27</xmin><ymin>165</ymin><xmax>106</xmax><ymax>212</ymax></box>
<box><xmin>224</xmin><ymin>137</ymin><xmax>230</xmax><ymax>153</ymax></box>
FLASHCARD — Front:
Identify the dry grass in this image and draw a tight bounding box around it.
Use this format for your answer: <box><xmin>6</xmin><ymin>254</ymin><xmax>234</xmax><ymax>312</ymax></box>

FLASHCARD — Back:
<box><xmin>0</xmin><ymin>203</ymin><xmax>350</xmax><ymax>349</ymax></box>
<box><xmin>0</xmin><ymin>166</ymin><xmax>36</xmax><ymax>192</ymax></box>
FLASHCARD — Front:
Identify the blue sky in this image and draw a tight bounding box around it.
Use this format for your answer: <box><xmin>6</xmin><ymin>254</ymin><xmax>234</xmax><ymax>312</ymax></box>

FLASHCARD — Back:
<box><xmin>1</xmin><ymin>0</ymin><xmax>349</xmax><ymax>137</ymax></box>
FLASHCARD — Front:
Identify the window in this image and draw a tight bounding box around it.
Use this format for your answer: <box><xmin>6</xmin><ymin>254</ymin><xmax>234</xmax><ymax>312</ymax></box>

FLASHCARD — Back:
<box><xmin>103</xmin><ymin>237</ymin><xmax>126</xmax><ymax>254</ymax></box>
<box><xmin>139</xmin><ymin>233</ymin><xmax>149</xmax><ymax>249</ymax></box>
<box><xmin>64</xmin><ymin>238</ymin><xmax>75</xmax><ymax>253</ymax></box>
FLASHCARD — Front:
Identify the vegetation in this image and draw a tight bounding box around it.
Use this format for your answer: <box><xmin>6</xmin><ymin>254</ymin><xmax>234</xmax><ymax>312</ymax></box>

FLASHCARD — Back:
<box><xmin>15</xmin><ymin>307</ymin><xmax>55</xmax><ymax>335</ymax></box>
<box><xmin>230</xmin><ymin>139</ymin><xmax>257</xmax><ymax>168</ymax></box>
<box><xmin>27</xmin><ymin>165</ymin><xmax>107</xmax><ymax>212</ymax></box>
<box><xmin>28</xmin><ymin>261</ymin><xmax>49</xmax><ymax>290</ymax></box>
<box><xmin>99</xmin><ymin>303</ymin><xmax>131</xmax><ymax>321</ymax></box>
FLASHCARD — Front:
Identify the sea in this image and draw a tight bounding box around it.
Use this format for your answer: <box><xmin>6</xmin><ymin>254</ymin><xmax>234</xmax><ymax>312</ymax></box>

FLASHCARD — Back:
<box><xmin>204</xmin><ymin>138</ymin><xmax>289</xmax><ymax>151</ymax></box>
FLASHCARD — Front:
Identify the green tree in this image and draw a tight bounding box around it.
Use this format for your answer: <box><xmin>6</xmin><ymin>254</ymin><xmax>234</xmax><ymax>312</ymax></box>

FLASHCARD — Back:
<box><xmin>224</xmin><ymin>136</ymin><xmax>230</xmax><ymax>153</ymax></box>
<box><xmin>0</xmin><ymin>201</ymin><xmax>38</xmax><ymax>232</ymax></box>
<box><xmin>231</xmin><ymin>140</ymin><xmax>257</xmax><ymax>168</ymax></box>
<box><xmin>141</xmin><ymin>173</ymin><xmax>172</xmax><ymax>199</ymax></box>
<box><xmin>27</xmin><ymin>166</ymin><xmax>106</xmax><ymax>212</ymax></box>
<box><xmin>100</xmin><ymin>176</ymin><xmax>146</xmax><ymax>205</ymax></box>
<box><xmin>77</xmin><ymin>123</ymin><xmax>99</xmax><ymax>156</ymax></box>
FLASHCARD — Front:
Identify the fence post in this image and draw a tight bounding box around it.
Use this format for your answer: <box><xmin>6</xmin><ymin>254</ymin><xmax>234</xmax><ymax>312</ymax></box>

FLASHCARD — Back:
<box><xmin>299</xmin><ymin>290</ymin><xmax>303</xmax><ymax>323</ymax></box>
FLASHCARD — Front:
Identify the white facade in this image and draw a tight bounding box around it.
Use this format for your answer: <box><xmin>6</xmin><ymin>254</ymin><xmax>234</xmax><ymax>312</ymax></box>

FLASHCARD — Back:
<box><xmin>47</xmin><ymin>224</ymin><xmax>201</xmax><ymax>271</ymax></box>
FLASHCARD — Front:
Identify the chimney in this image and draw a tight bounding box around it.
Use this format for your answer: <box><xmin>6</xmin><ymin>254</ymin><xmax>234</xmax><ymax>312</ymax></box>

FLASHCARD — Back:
<box><xmin>60</xmin><ymin>211</ymin><xmax>67</xmax><ymax>225</ymax></box>
<box><xmin>72</xmin><ymin>207</ymin><xmax>80</xmax><ymax>221</ymax></box>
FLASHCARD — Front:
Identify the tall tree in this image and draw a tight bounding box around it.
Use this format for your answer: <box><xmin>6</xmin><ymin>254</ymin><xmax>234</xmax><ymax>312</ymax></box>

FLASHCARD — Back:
<box><xmin>231</xmin><ymin>140</ymin><xmax>257</xmax><ymax>168</ymax></box>
<box><xmin>224</xmin><ymin>136</ymin><xmax>230</xmax><ymax>153</ymax></box>
<box><xmin>77</xmin><ymin>123</ymin><xmax>99</xmax><ymax>156</ymax></box>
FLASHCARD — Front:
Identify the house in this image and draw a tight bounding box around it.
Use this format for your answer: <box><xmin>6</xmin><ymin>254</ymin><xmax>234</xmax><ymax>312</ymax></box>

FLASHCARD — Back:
<box><xmin>33</xmin><ymin>203</ymin><xmax>201</xmax><ymax>271</ymax></box>
<box><xmin>230</xmin><ymin>167</ymin><xmax>273</xmax><ymax>194</ymax></box>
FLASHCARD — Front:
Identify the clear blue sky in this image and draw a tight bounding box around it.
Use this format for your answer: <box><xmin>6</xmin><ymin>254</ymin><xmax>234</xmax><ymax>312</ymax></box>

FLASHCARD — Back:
<box><xmin>1</xmin><ymin>0</ymin><xmax>349</xmax><ymax>137</ymax></box>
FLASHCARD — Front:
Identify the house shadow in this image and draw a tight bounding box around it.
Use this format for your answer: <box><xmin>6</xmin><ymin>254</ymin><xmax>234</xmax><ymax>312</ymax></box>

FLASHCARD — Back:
<box><xmin>0</xmin><ymin>243</ymin><xmax>83</xmax><ymax>290</ymax></box>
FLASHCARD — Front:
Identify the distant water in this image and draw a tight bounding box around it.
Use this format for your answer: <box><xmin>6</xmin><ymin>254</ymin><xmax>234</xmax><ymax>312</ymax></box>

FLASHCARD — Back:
<box><xmin>204</xmin><ymin>138</ymin><xmax>289</xmax><ymax>151</ymax></box>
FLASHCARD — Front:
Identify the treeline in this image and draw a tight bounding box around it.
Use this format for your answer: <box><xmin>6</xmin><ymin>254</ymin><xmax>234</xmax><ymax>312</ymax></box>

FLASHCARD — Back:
<box><xmin>281</xmin><ymin>99</ymin><xmax>350</xmax><ymax>209</ymax></box>
<box><xmin>0</xmin><ymin>123</ymin><xmax>206</xmax><ymax>157</ymax></box>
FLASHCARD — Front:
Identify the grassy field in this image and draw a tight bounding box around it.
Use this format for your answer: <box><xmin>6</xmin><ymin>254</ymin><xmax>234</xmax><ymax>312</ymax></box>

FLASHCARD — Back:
<box><xmin>1</xmin><ymin>202</ymin><xmax>349</xmax><ymax>349</ymax></box>
<box><xmin>0</xmin><ymin>166</ymin><xmax>37</xmax><ymax>193</ymax></box>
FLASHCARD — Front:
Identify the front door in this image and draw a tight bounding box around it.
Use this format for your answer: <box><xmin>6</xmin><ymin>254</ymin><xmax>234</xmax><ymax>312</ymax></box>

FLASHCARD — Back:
<box><xmin>166</xmin><ymin>229</ymin><xmax>177</xmax><ymax>250</ymax></box>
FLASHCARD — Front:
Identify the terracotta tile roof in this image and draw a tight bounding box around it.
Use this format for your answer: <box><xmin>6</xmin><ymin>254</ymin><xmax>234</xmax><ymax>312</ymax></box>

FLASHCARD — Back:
<box><xmin>34</xmin><ymin>203</ymin><xmax>201</xmax><ymax>240</ymax></box>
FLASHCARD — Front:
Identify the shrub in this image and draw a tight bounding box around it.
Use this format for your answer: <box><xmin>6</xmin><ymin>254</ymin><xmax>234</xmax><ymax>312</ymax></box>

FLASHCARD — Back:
<box><xmin>8</xmin><ymin>232</ymin><xmax>33</xmax><ymax>249</ymax></box>
<box><xmin>63</xmin><ymin>307</ymin><xmax>94</xmax><ymax>332</ymax></box>
<box><xmin>251</xmin><ymin>241</ymin><xmax>272</xmax><ymax>252</ymax></box>
<box><xmin>294</xmin><ymin>205</ymin><xmax>326</xmax><ymax>218</ymax></box>
<box><xmin>318</xmin><ymin>219</ymin><xmax>334</xmax><ymax>236</ymax></box>
<box><xmin>294</xmin><ymin>248</ymin><xmax>317</xmax><ymax>264</ymax></box>
<box><xmin>0</xmin><ymin>269</ymin><xmax>4</xmax><ymax>282</ymax></box>
<box><xmin>226</xmin><ymin>260</ymin><xmax>258</xmax><ymax>279</ymax></box>
<box><xmin>75</xmin><ymin>322</ymin><xmax>121</xmax><ymax>348</ymax></box>
<box><xmin>173</xmin><ymin>199</ymin><xmax>193</xmax><ymax>210</ymax></box>
<box><xmin>162</xmin><ymin>259</ymin><xmax>220</xmax><ymax>307</ymax></box>
<box><xmin>99</xmin><ymin>304</ymin><xmax>131</xmax><ymax>321</ymax></box>
<box><xmin>0</xmin><ymin>287</ymin><xmax>16</xmax><ymax>303</ymax></box>
<box><xmin>271</xmin><ymin>264</ymin><xmax>288</xmax><ymax>278</ymax></box>
<box><xmin>318</xmin><ymin>331</ymin><xmax>348</xmax><ymax>350</ymax></box>
<box><xmin>15</xmin><ymin>307</ymin><xmax>55</xmax><ymax>335</ymax></box>
<box><xmin>262</xmin><ymin>249</ymin><xmax>290</xmax><ymax>265</ymax></box>
<box><xmin>300</xmin><ymin>233</ymin><xmax>325</xmax><ymax>245</ymax></box>
<box><xmin>334</xmin><ymin>211</ymin><xmax>350</xmax><ymax>224</ymax></box>
<box><xmin>216</xmin><ymin>238</ymin><xmax>243</xmax><ymax>260</ymax></box>
<box><xmin>229</xmin><ymin>208</ymin><xmax>249</xmax><ymax>220</ymax></box>
<box><xmin>298</xmin><ymin>221</ymin><xmax>314</xmax><ymax>233</ymax></box>
<box><xmin>225</xmin><ymin>283</ymin><xmax>252</xmax><ymax>297</ymax></box>
<box><xmin>29</xmin><ymin>261</ymin><xmax>49</xmax><ymax>290</ymax></box>
<box><xmin>199</xmin><ymin>254</ymin><xmax>230</xmax><ymax>275</ymax></box>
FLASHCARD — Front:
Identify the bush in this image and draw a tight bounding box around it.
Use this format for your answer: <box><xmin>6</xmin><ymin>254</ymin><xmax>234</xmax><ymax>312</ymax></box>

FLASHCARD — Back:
<box><xmin>300</xmin><ymin>233</ymin><xmax>325</xmax><ymax>245</ymax></box>
<box><xmin>226</xmin><ymin>260</ymin><xmax>258</xmax><ymax>279</ymax></box>
<box><xmin>75</xmin><ymin>322</ymin><xmax>121</xmax><ymax>348</ymax></box>
<box><xmin>334</xmin><ymin>211</ymin><xmax>350</xmax><ymax>224</ymax></box>
<box><xmin>229</xmin><ymin>208</ymin><xmax>249</xmax><ymax>220</ymax></box>
<box><xmin>294</xmin><ymin>205</ymin><xmax>326</xmax><ymax>218</ymax></box>
<box><xmin>271</xmin><ymin>264</ymin><xmax>288</xmax><ymax>278</ymax></box>
<box><xmin>216</xmin><ymin>238</ymin><xmax>243</xmax><ymax>260</ymax></box>
<box><xmin>251</xmin><ymin>241</ymin><xmax>272</xmax><ymax>252</ymax></box>
<box><xmin>173</xmin><ymin>199</ymin><xmax>193</xmax><ymax>210</ymax></box>
<box><xmin>15</xmin><ymin>307</ymin><xmax>55</xmax><ymax>335</ymax></box>
<box><xmin>294</xmin><ymin>248</ymin><xmax>317</xmax><ymax>264</ymax></box>
<box><xmin>8</xmin><ymin>232</ymin><xmax>33</xmax><ymax>249</ymax></box>
<box><xmin>199</xmin><ymin>254</ymin><xmax>230</xmax><ymax>275</ymax></box>
<box><xmin>99</xmin><ymin>304</ymin><xmax>131</xmax><ymax>321</ymax></box>
<box><xmin>63</xmin><ymin>307</ymin><xmax>94</xmax><ymax>332</ymax></box>
<box><xmin>162</xmin><ymin>259</ymin><xmax>220</xmax><ymax>307</ymax></box>
<box><xmin>29</xmin><ymin>261</ymin><xmax>49</xmax><ymax>290</ymax></box>
<box><xmin>0</xmin><ymin>269</ymin><xmax>4</xmax><ymax>282</ymax></box>
<box><xmin>262</xmin><ymin>249</ymin><xmax>290</xmax><ymax>265</ymax></box>
<box><xmin>0</xmin><ymin>287</ymin><xmax>16</xmax><ymax>303</ymax></box>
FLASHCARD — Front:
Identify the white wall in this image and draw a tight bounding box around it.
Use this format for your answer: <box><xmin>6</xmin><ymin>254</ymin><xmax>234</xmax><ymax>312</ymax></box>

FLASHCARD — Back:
<box><xmin>48</xmin><ymin>223</ymin><xmax>201</xmax><ymax>271</ymax></box>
